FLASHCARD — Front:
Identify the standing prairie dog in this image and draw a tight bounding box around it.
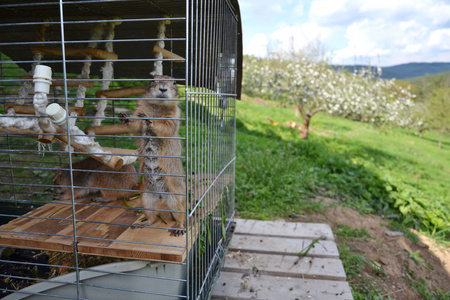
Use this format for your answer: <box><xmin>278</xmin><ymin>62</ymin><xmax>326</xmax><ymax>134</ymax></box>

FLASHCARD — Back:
<box><xmin>53</xmin><ymin>157</ymin><xmax>139</xmax><ymax>202</ymax></box>
<box><xmin>119</xmin><ymin>75</ymin><xmax>186</xmax><ymax>236</ymax></box>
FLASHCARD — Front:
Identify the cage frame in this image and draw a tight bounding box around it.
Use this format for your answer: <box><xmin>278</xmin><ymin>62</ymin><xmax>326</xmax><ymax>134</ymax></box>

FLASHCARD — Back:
<box><xmin>0</xmin><ymin>0</ymin><xmax>241</xmax><ymax>299</ymax></box>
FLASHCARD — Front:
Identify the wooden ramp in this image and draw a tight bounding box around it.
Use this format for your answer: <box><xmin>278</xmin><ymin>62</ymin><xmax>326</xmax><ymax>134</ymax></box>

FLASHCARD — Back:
<box><xmin>211</xmin><ymin>219</ymin><xmax>354</xmax><ymax>300</ymax></box>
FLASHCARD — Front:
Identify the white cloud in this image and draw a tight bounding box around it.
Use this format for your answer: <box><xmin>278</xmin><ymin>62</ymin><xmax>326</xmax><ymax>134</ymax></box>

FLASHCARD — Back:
<box><xmin>404</xmin><ymin>44</ymin><xmax>422</xmax><ymax>54</ymax></box>
<box><xmin>268</xmin><ymin>22</ymin><xmax>332</xmax><ymax>55</ymax></box>
<box><xmin>292</xmin><ymin>2</ymin><xmax>305</xmax><ymax>18</ymax></box>
<box><xmin>310</xmin><ymin>0</ymin><xmax>360</xmax><ymax>26</ymax></box>
<box><xmin>427</xmin><ymin>29</ymin><xmax>450</xmax><ymax>50</ymax></box>
<box><xmin>240</xmin><ymin>0</ymin><xmax>450</xmax><ymax>65</ymax></box>
<box><xmin>244</xmin><ymin>33</ymin><xmax>269</xmax><ymax>57</ymax></box>
<box><xmin>321</xmin><ymin>0</ymin><xmax>450</xmax><ymax>65</ymax></box>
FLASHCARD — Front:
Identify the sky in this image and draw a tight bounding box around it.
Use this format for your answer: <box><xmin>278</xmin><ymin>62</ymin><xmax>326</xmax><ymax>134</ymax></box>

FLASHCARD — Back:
<box><xmin>238</xmin><ymin>0</ymin><xmax>450</xmax><ymax>67</ymax></box>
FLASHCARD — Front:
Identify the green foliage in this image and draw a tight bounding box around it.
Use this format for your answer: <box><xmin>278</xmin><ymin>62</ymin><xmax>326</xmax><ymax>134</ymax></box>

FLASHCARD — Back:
<box><xmin>411</xmin><ymin>73</ymin><xmax>450</xmax><ymax>142</ymax></box>
<box><xmin>235</xmin><ymin>100</ymin><xmax>450</xmax><ymax>243</ymax></box>
<box><xmin>335</xmin><ymin>224</ymin><xmax>373</xmax><ymax>241</ymax></box>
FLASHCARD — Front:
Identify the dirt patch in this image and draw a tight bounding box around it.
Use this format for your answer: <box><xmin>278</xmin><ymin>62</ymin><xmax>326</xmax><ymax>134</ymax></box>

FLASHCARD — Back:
<box><xmin>288</xmin><ymin>205</ymin><xmax>450</xmax><ymax>299</ymax></box>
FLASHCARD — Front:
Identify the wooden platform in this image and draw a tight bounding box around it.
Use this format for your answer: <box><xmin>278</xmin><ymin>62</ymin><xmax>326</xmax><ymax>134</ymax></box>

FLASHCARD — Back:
<box><xmin>0</xmin><ymin>174</ymin><xmax>232</xmax><ymax>264</ymax></box>
<box><xmin>0</xmin><ymin>198</ymin><xmax>188</xmax><ymax>263</ymax></box>
<box><xmin>211</xmin><ymin>219</ymin><xmax>354</xmax><ymax>300</ymax></box>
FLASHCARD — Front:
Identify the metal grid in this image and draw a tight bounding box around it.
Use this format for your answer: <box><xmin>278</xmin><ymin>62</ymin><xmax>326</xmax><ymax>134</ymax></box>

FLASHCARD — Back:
<box><xmin>0</xmin><ymin>0</ymin><xmax>240</xmax><ymax>299</ymax></box>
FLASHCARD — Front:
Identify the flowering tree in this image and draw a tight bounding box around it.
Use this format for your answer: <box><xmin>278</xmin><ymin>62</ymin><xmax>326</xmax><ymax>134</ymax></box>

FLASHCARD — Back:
<box><xmin>328</xmin><ymin>68</ymin><xmax>416</xmax><ymax>127</ymax></box>
<box><xmin>243</xmin><ymin>55</ymin><xmax>335</xmax><ymax>138</ymax></box>
<box><xmin>243</xmin><ymin>54</ymin><xmax>416</xmax><ymax>139</ymax></box>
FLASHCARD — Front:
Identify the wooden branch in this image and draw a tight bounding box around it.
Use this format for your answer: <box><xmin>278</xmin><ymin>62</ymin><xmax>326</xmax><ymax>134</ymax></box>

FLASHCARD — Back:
<box><xmin>5</xmin><ymin>104</ymin><xmax>86</xmax><ymax>116</ymax></box>
<box><xmin>102</xmin><ymin>147</ymin><xmax>137</xmax><ymax>156</ymax></box>
<box><xmin>0</xmin><ymin>127</ymin><xmax>39</xmax><ymax>138</ymax></box>
<box><xmin>95</xmin><ymin>86</ymin><xmax>146</xmax><ymax>98</ymax></box>
<box><xmin>38</xmin><ymin>129</ymin><xmax>54</xmax><ymax>144</ymax></box>
<box><xmin>153</xmin><ymin>45</ymin><xmax>185</xmax><ymax>62</ymax></box>
<box><xmin>0</xmin><ymin>127</ymin><xmax>54</xmax><ymax>143</ymax></box>
<box><xmin>31</xmin><ymin>46</ymin><xmax>118</xmax><ymax>60</ymax></box>
<box><xmin>85</xmin><ymin>124</ymin><xmax>132</xmax><ymax>135</ymax></box>
<box><xmin>0</xmin><ymin>127</ymin><xmax>127</xmax><ymax>170</ymax></box>
<box><xmin>21</xmin><ymin>76</ymin><xmax>93</xmax><ymax>87</ymax></box>
<box><xmin>54</xmin><ymin>126</ymin><xmax>124</xmax><ymax>170</ymax></box>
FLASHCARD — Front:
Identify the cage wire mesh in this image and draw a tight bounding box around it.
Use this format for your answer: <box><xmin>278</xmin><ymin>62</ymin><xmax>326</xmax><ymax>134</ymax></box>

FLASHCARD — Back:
<box><xmin>0</xmin><ymin>0</ymin><xmax>240</xmax><ymax>299</ymax></box>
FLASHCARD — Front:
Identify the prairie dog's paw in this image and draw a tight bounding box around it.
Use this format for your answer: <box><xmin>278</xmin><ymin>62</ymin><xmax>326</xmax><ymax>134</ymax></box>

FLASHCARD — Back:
<box><xmin>169</xmin><ymin>223</ymin><xmax>185</xmax><ymax>237</ymax></box>
<box><xmin>137</xmin><ymin>112</ymin><xmax>152</xmax><ymax>126</ymax></box>
<box><xmin>118</xmin><ymin>113</ymin><xmax>129</xmax><ymax>125</ymax></box>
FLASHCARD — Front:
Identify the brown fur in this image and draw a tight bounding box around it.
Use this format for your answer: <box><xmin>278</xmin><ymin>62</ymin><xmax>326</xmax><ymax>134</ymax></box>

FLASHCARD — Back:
<box><xmin>120</xmin><ymin>75</ymin><xmax>186</xmax><ymax>236</ymax></box>
<box><xmin>53</xmin><ymin>157</ymin><xmax>139</xmax><ymax>202</ymax></box>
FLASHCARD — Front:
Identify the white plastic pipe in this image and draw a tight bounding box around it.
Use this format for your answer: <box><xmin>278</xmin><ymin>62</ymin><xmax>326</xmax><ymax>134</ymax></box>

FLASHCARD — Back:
<box><xmin>46</xmin><ymin>103</ymin><xmax>67</xmax><ymax>130</ymax></box>
<box><xmin>33</xmin><ymin>65</ymin><xmax>52</xmax><ymax>94</ymax></box>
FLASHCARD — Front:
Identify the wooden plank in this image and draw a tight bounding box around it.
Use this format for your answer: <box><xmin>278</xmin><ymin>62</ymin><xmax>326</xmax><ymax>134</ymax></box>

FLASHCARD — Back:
<box><xmin>0</xmin><ymin>173</ymin><xmax>233</xmax><ymax>263</ymax></box>
<box><xmin>0</xmin><ymin>198</ymin><xmax>187</xmax><ymax>262</ymax></box>
<box><xmin>229</xmin><ymin>235</ymin><xmax>339</xmax><ymax>258</ymax></box>
<box><xmin>211</xmin><ymin>272</ymin><xmax>353</xmax><ymax>300</ymax></box>
<box><xmin>223</xmin><ymin>252</ymin><xmax>347</xmax><ymax>281</ymax></box>
<box><xmin>234</xmin><ymin>219</ymin><xmax>334</xmax><ymax>241</ymax></box>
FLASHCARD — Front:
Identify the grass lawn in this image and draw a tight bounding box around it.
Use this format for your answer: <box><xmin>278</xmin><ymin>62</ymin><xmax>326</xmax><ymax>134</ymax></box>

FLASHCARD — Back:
<box><xmin>235</xmin><ymin>99</ymin><xmax>450</xmax><ymax>244</ymax></box>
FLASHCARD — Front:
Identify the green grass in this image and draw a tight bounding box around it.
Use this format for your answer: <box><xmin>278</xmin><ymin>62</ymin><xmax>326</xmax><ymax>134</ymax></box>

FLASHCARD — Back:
<box><xmin>235</xmin><ymin>99</ymin><xmax>450</xmax><ymax>243</ymax></box>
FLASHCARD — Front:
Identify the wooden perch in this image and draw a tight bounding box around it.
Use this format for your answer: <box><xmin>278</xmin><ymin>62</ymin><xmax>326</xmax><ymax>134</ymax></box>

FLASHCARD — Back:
<box><xmin>95</xmin><ymin>86</ymin><xmax>146</xmax><ymax>98</ymax></box>
<box><xmin>21</xmin><ymin>76</ymin><xmax>93</xmax><ymax>88</ymax></box>
<box><xmin>31</xmin><ymin>46</ymin><xmax>118</xmax><ymax>60</ymax></box>
<box><xmin>85</xmin><ymin>124</ymin><xmax>131</xmax><ymax>135</ymax></box>
<box><xmin>53</xmin><ymin>126</ymin><xmax>124</xmax><ymax>170</ymax></box>
<box><xmin>0</xmin><ymin>127</ymin><xmax>130</xmax><ymax>170</ymax></box>
<box><xmin>102</xmin><ymin>147</ymin><xmax>137</xmax><ymax>156</ymax></box>
<box><xmin>5</xmin><ymin>104</ymin><xmax>86</xmax><ymax>116</ymax></box>
<box><xmin>0</xmin><ymin>127</ymin><xmax>39</xmax><ymax>138</ymax></box>
<box><xmin>153</xmin><ymin>45</ymin><xmax>185</xmax><ymax>62</ymax></box>
<box><xmin>38</xmin><ymin>129</ymin><xmax>54</xmax><ymax>144</ymax></box>
<box><xmin>0</xmin><ymin>127</ymin><xmax>54</xmax><ymax>143</ymax></box>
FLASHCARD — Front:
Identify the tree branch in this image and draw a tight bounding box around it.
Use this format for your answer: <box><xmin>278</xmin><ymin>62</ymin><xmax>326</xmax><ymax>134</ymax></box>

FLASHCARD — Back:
<box><xmin>309</xmin><ymin>107</ymin><xmax>325</xmax><ymax>117</ymax></box>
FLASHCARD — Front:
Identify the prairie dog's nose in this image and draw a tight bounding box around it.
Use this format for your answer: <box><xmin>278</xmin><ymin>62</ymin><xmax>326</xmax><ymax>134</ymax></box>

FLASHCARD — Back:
<box><xmin>160</xmin><ymin>87</ymin><xmax>168</xmax><ymax>93</ymax></box>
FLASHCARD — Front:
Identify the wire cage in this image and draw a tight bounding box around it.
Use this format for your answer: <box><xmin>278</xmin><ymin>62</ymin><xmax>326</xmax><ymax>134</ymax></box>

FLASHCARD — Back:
<box><xmin>0</xmin><ymin>0</ymin><xmax>241</xmax><ymax>299</ymax></box>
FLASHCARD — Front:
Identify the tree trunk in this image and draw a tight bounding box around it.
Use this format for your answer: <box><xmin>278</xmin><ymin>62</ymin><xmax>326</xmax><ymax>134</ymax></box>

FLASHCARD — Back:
<box><xmin>297</xmin><ymin>105</ymin><xmax>324</xmax><ymax>139</ymax></box>
<box><xmin>297</xmin><ymin>105</ymin><xmax>310</xmax><ymax>139</ymax></box>
<box><xmin>299</xmin><ymin>114</ymin><xmax>310</xmax><ymax>139</ymax></box>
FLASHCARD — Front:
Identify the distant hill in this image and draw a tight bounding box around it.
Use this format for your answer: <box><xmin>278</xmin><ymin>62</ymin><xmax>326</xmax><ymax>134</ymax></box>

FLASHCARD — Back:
<box><xmin>332</xmin><ymin>62</ymin><xmax>450</xmax><ymax>80</ymax></box>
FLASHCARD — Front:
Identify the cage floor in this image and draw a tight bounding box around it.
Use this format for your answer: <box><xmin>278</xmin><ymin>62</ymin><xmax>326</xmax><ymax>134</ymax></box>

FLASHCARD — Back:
<box><xmin>0</xmin><ymin>174</ymin><xmax>232</xmax><ymax>264</ymax></box>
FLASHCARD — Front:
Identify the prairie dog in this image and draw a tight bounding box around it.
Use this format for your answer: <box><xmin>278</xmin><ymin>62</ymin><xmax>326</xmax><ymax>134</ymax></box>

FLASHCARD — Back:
<box><xmin>53</xmin><ymin>157</ymin><xmax>139</xmax><ymax>202</ymax></box>
<box><xmin>120</xmin><ymin>75</ymin><xmax>186</xmax><ymax>236</ymax></box>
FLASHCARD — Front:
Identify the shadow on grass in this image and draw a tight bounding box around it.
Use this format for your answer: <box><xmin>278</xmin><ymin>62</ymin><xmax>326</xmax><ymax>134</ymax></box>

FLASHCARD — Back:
<box><xmin>401</xmin><ymin>130</ymin><xmax>450</xmax><ymax>149</ymax></box>
<box><xmin>421</xmin><ymin>135</ymin><xmax>450</xmax><ymax>149</ymax></box>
